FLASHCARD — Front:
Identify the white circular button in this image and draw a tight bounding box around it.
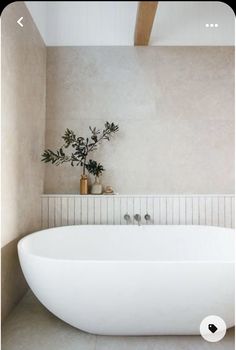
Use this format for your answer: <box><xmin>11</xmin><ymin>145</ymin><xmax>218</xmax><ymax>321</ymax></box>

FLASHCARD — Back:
<box><xmin>200</xmin><ymin>315</ymin><xmax>226</xmax><ymax>342</ymax></box>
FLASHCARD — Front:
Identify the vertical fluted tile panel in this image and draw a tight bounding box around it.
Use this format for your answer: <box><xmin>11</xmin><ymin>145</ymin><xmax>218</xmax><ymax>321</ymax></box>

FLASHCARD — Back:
<box><xmin>41</xmin><ymin>195</ymin><xmax>235</xmax><ymax>229</ymax></box>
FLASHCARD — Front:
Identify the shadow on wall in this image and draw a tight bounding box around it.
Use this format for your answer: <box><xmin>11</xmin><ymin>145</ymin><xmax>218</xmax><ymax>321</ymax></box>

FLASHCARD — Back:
<box><xmin>1</xmin><ymin>239</ymin><xmax>28</xmax><ymax>322</ymax></box>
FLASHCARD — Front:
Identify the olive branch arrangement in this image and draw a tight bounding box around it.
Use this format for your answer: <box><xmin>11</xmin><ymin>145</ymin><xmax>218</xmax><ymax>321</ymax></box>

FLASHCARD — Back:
<box><xmin>41</xmin><ymin>122</ymin><xmax>119</xmax><ymax>176</ymax></box>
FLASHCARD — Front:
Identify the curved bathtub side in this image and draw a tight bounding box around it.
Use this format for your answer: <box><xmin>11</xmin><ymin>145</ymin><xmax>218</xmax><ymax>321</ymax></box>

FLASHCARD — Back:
<box><xmin>18</xmin><ymin>244</ymin><xmax>234</xmax><ymax>335</ymax></box>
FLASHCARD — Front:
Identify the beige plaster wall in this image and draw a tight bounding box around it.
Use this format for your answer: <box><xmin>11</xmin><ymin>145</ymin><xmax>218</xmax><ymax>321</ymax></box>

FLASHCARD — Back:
<box><xmin>45</xmin><ymin>47</ymin><xmax>234</xmax><ymax>194</ymax></box>
<box><xmin>1</xmin><ymin>2</ymin><xmax>46</xmax><ymax>320</ymax></box>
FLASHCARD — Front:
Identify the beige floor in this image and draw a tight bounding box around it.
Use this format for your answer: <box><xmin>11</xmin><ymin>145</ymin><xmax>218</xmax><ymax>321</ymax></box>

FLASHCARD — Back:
<box><xmin>2</xmin><ymin>291</ymin><xmax>234</xmax><ymax>350</ymax></box>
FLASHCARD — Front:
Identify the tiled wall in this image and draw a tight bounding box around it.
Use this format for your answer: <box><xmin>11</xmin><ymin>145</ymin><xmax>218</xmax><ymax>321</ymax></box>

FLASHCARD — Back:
<box><xmin>41</xmin><ymin>194</ymin><xmax>234</xmax><ymax>229</ymax></box>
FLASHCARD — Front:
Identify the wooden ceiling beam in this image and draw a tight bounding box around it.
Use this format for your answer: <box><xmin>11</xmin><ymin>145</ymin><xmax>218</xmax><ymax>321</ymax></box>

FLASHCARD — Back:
<box><xmin>134</xmin><ymin>1</ymin><xmax>158</xmax><ymax>46</ymax></box>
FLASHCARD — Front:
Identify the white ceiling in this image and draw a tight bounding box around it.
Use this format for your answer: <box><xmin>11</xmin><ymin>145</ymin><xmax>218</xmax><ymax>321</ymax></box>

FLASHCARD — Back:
<box><xmin>25</xmin><ymin>1</ymin><xmax>235</xmax><ymax>46</ymax></box>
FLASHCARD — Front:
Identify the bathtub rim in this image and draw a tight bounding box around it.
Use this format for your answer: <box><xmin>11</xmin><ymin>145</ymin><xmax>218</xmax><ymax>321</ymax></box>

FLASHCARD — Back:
<box><xmin>17</xmin><ymin>224</ymin><xmax>235</xmax><ymax>263</ymax></box>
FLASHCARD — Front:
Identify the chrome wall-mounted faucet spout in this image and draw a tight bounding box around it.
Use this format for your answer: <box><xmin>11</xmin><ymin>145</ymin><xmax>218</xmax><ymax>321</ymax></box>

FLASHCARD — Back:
<box><xmin>134</xmin><ymin>214</ymin><xmax>141</xmax><ymax>226</ymax></box>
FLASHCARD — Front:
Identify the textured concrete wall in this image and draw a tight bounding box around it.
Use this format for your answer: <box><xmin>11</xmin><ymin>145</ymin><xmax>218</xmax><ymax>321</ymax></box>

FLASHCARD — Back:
<box><xmin>1</xmin><ymin>2</ymin><xmax>46</xmax><ymax>320</ymax></box>
<box><xmin>45</xmin><ymin>47</ymin><xmax>234</xmax><ymax>194</ymax></box>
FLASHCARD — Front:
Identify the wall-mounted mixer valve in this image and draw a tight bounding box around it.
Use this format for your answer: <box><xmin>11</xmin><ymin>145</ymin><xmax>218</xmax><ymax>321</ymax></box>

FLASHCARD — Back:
<box><xmin>144</xmin><ymin>213</ymin><xmax>151</xmax><ymax>223</ymax></box>
<box><xmin>124</xmin><ymin>214</ymin><xmax>131</xmax><ymax>224</ymax></box>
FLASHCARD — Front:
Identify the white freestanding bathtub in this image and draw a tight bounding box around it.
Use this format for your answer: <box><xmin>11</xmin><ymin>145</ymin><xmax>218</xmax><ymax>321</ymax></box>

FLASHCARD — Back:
<box><xmin>18</xmin><ymin>225</ymin><xmax>234</xmax><ymax>335</ymax></box>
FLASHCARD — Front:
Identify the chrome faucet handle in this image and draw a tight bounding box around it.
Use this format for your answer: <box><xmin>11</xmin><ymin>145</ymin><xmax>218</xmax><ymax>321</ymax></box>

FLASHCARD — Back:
<box><xmin>124</xmin><ymin>214</ymin><xmax>131</xmax><ymax>223</ymax></box>
<box><xmin>134</xmin><ymin>214</ymin><xmax>141</xmax><ymax>225</ymax></box>
<box><xmin>144</xmin><ymin>213</ymin><xmax>151</xmax><ymax>223</ymax></box>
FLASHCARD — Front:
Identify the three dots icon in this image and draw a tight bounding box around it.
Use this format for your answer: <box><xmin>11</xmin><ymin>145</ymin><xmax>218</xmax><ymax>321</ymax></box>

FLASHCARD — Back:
<box><xmin>205</xmin><ymin>24</ymin><xmax>219</xmax><ymax>28</ymax></box>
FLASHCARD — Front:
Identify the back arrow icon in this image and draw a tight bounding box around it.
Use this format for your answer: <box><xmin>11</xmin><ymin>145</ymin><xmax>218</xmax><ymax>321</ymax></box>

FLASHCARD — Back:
<box><xmin>17</xmin><ymin>17</ymin><xmax>23</xmax><ymax>27</ymax></box>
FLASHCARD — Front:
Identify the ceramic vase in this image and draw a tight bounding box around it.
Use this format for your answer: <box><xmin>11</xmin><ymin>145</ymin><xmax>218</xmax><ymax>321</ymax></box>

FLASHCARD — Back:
<box><xmin>91</xmin><ymin>176</ymin><xmax>103</xmax><ymax>195</ymax></box>
<box><xmin>80</xmin><ymin>175</ymin><xmax>88</xmax><ymax>194</ymax></box>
